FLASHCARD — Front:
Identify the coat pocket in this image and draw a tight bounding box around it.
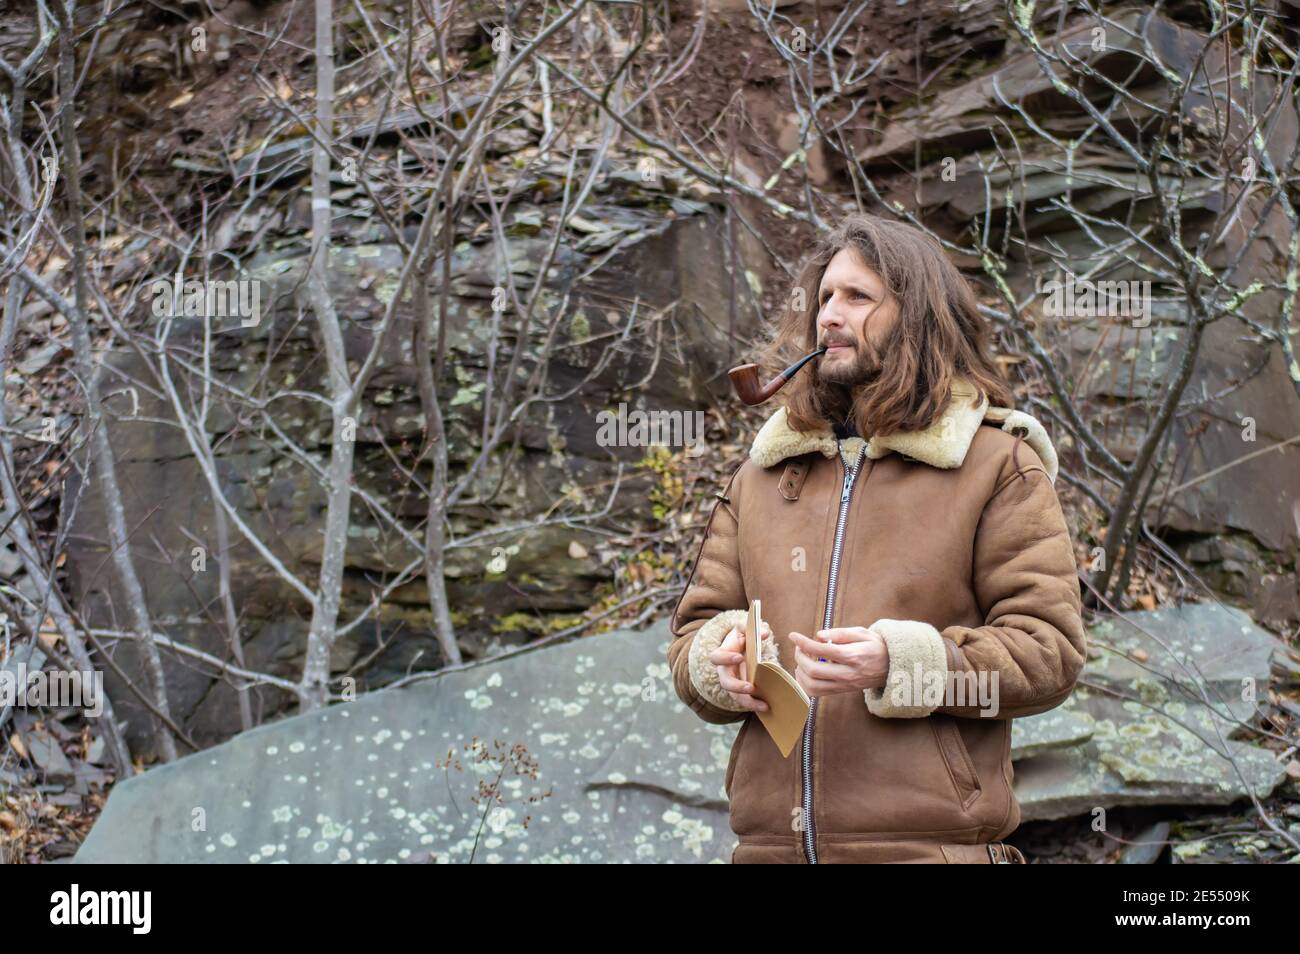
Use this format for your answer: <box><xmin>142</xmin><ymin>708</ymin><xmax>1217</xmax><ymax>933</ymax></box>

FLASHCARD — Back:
<box><xmin>725</xmin><ymin>717</ymin><xmax>751</xmax><ymax>798</ymax></box>
<box><xmin>930</xmin><ymin>714</ymin><xmax>982</xmax><ymax>810</ymax></box>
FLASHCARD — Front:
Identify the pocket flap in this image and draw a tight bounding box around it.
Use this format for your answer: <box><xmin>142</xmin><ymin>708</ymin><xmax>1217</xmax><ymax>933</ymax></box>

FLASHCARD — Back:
<box><xmin>931</xmin><ymin>716</ymin><xmax>982</xmax><ymax>809</ymax></box>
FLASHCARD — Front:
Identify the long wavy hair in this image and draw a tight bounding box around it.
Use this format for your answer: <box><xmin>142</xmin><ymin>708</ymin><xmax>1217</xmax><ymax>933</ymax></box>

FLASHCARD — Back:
<box><xmin>757</xmin><ymin>213</ymin><xmax>1013</xmax><ymax>438</ymax></box>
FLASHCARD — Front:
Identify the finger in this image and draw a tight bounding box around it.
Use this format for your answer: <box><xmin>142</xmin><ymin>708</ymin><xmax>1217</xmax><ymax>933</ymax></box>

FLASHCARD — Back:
<box><xmin>816</xmin><ymin>627</ymin><xmax>876</xmax><ymax>643</ymax></box>
<box><xmin>790</xmin><ymin>631</ymin><xmax>855</xmax><ymax>664</ymax></box>
<box><xmin>720</xmin><ymin>678</ymin><xmax>769</xmax><ymax>713</ymax></box>
<box><xmin>794</xmin><ymin>645</ymin><xmax>856</xmax><ymax>683</ymax></box>
<box><xmin>795</xmin><ymin>668</ymin><xmax>833</xmax><ymax>697</ymax></box>
<box><xmin>790</xmin><ymin>631</ymin><xmax>832</xmax><ymax>664</ymax></box>
<box><xmin>718</xmin><ymin>671</ymin><xmax>756</xmax><ymax>695</ymax></box>
<box><xmin>718</xmin><ymin>663</ymin><xmax>746</xmax><ymax>687</ymax></box>
<box><xmin>794</xmin><ymin>663</ymin><xmax>849</xmax><ymax>697</ymax></box>
<box><xmin>708</xmin><ymin>648</ymin><xmax>745</xmax><ymax>667</ymax></box>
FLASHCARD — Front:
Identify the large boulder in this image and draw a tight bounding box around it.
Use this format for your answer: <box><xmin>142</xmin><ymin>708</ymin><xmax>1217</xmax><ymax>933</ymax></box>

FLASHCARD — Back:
<box><xmin>1012</xmin><ymin>603</ymin><xmax>1290</xmax><ymax>821</ymax></box>
<box><xmin>76</xmin><ymin>622</ymin><xmax>737</xmax><ymax>863</ymax></box>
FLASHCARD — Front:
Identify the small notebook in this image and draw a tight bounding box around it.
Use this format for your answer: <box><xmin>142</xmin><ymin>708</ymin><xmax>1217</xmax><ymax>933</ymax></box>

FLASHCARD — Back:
<box><xmin>744</xmin><ymin>599</ymin><xmax>811</xmax><ymax>758</ymax></box>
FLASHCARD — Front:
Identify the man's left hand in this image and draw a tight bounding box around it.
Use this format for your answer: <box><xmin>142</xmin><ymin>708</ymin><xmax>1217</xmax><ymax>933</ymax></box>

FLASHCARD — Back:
<box><xmin>790</xmin><ymin>627</ymin><xmax>889</xmax><ymax>697</ymax></box>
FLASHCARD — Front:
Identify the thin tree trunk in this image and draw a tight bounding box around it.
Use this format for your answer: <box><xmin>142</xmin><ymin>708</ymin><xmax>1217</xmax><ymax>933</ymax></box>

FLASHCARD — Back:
<box><xmin>1093</xmin><ymin>311</ymin><xmax>1208</xmax><ymax>606</ymax></box>
<box><xmin>299</xmin><ymin>0</ymin><xmax>345</xmax><ymax>711</ymax></box>
<box><xmin>54</xmin><ymin>3</ymin><xmax>176</xmax><ymax>760</ymax></box>
<box><xmin>0</xmin><ymin>10</ymin><xmax>133</xmax><ymax>776</ymax></box>
<box><xmin>413</xmin><ymin>269</ymin><xmax>461</xmax><ymax>665</ymax></box>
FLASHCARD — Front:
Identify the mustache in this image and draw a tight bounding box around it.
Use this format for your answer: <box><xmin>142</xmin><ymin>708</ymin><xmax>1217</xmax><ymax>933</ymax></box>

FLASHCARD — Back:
<box><xmin>820</xmin><ymin>335</ymin><xmax>856</xmax><ymax>348</ymax></box>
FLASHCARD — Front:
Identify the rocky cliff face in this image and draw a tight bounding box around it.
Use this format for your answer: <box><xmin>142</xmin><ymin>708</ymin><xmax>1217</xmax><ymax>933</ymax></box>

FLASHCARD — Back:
<box><xmin>64</xmin><ymin>202</ymin><xmax>768</xmax><ymax>755</ymax></box>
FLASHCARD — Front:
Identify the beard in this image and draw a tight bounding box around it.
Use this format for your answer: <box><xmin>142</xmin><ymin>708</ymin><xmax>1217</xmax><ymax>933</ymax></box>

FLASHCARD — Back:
<box><xmin>817</xmin><ymin>337</ymin><xmax>880</xmax><ymax>386</ymax></box>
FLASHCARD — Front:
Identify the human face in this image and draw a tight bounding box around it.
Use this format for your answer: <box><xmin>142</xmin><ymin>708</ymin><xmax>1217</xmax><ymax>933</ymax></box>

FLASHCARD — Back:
<box><xmin>815</xmin><ymin>247</ymin><xmax>899</xmax><ymax>385</ymax></box>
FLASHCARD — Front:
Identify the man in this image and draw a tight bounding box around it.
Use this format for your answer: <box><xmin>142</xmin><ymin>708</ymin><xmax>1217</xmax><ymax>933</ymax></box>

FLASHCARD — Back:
<box><xmin>667</xmin><ymin>213</ymin><xmax>1087</xmax><ymax>864</ymax></box>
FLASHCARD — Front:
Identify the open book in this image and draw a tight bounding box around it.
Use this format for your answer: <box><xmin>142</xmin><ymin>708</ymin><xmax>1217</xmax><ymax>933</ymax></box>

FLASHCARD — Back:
<box><xmin>744</xmin><ymin>599</ymin><xmax>811</xmax><ymax>758</ymax></box>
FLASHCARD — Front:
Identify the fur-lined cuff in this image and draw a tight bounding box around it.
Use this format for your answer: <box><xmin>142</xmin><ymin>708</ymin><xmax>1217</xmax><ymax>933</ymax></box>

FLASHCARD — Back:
<box><xmin>863</xmin><ymin>618</ymin><xmax>948</xmax><ymax>718</ymax></box>
<box><xmin>687</xmin><ymin>609</ymin><xmax>779</xmax><ymax>712</ymax></box>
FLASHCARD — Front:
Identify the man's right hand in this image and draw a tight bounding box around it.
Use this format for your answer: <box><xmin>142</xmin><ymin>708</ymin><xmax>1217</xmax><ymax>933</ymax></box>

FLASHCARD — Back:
<box><xmin>708</xmin><ymin>626</ymin><xmax>770</xmax><ymax>713</ymax></box>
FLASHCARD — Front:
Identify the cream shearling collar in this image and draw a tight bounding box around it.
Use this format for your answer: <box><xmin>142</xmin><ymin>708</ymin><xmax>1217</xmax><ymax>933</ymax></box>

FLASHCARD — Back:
<box><xmin>748</xmin><ymin>380</ymin><xmax>1059</xmax><ymax>483</ymax></box>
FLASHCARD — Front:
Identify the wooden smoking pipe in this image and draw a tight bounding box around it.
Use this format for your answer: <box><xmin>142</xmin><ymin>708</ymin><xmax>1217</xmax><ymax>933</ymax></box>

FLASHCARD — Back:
<box><xmin>727</xmin><ymin>347</ymin><xmax>827</xmax><ymax>405</ymax></box>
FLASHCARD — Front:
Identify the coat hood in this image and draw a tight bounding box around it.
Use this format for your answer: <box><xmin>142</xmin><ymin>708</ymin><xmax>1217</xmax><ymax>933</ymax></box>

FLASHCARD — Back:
<box><xmin>748</xmin><ymin>379</ymin><xmax>1059</xmax><ymax>483</ymax></box>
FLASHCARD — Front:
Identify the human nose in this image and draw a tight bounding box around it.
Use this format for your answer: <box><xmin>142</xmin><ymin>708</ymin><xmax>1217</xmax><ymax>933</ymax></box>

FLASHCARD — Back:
<box><xmin>818</xmin><ymin>293</ymin><xmax>845</xmax><ymax>332</ymax></box>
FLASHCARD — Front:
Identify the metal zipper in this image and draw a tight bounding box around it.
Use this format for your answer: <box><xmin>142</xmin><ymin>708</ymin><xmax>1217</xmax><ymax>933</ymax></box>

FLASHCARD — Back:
<box><xmin>801</xmin><ymin>441</ymin><xmax>867</xmax><ymax>864</ymax></box>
